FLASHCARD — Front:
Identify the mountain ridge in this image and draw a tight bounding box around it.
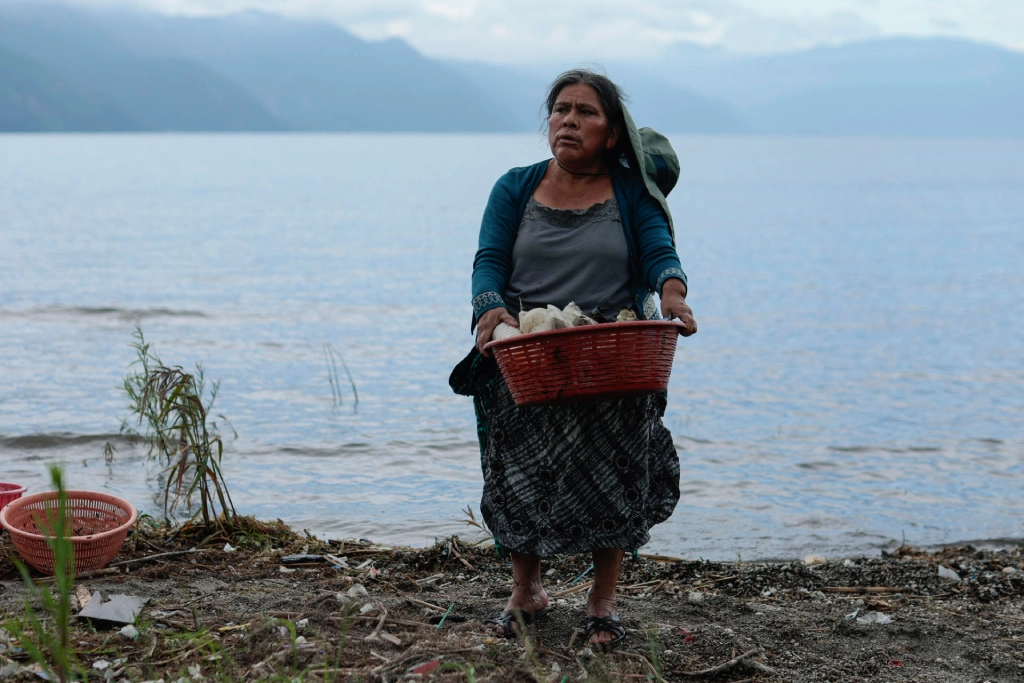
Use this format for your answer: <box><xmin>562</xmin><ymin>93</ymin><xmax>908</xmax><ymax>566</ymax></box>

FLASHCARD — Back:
<box><xmin>0</xmin><ymin>3</ymin><xmax>1021</xmax><ymax>136</ymax></box>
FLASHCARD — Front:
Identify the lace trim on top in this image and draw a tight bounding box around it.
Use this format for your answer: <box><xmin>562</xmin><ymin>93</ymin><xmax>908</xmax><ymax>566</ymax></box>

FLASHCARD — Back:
<box><xmin>524</xmin><ymin>197</ymin><xmax>620</xmax><ymax>230</ymax></box>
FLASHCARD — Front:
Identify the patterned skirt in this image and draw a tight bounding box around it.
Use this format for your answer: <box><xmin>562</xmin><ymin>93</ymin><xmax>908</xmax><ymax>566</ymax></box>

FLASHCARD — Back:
<box><xmin>480</xmin><ymin>374</ymin><xmax>680</xmax><ymax>557</ymax></box>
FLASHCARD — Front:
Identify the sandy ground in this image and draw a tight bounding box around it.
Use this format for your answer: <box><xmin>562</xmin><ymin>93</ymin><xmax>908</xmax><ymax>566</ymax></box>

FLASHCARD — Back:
<box><xmin>1</xmin><ymin>522</ymin><xmax>1023</xmax><ymax>682</ymax></box>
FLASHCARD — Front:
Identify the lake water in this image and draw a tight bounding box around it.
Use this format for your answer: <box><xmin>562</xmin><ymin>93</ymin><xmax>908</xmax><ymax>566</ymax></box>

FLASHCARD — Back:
<box><xmin>1</xmin><ymin>134</ymin><xmax>1022</xmax><ymax>560</ymax></box>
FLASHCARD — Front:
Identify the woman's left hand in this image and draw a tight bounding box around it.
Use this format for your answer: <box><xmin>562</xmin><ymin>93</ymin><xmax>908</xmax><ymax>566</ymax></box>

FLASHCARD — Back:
<box><xmin>660</xmin><ymin>279</ymin><xmax>697</xmax><ymax>337</ymax></box>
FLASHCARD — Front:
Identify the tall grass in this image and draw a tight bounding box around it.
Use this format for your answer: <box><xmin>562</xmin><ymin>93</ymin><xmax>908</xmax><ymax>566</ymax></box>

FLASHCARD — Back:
<box><xmin>324</xmin><ymin>343</ymin><xmax>358</xmax><ymax>408</ymax></box>
<box><xmin>121</xmin><ymin>326</ymin><xmax>236</xmax><ymax>528</ymax></box>
<box><xmin>7</xmin><ymin>466</ymin><xmax>80</xmax><ymax>683</ymax></box>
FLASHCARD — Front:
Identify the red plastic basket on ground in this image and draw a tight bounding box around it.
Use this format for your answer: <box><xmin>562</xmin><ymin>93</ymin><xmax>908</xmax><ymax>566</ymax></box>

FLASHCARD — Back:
<box><xmin>485</xmin><ymin>320</ymin><xmax>686</xmax><ymax>407</ymax></box>
<box><xmin>0</xmin><ymin>491</ymin><xmax>137</xmax><ymax>575</ymax></box>
<box><xmin>0</xmin><ymin>482</ymin><xmax>27</xmax><ymax>509</ymax></box>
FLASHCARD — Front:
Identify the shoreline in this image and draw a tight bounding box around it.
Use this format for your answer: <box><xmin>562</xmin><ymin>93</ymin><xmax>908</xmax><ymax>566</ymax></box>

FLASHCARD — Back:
<box><xmin>1</xmin><ymin>519</ymin><xmax>1022</xmax><ymax>681</ymax></box>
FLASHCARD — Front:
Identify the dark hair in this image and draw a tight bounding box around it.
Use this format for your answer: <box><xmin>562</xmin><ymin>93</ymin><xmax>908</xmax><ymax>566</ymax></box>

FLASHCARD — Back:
<box><xmin>544</xmin><ymin>68</ymin><xmax>629</xmax><ymax>157</ymax></box>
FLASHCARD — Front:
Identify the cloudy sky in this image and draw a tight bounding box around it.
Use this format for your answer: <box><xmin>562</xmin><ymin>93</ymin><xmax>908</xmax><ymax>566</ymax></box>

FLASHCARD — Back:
<box><xmin>62</xmin><ymin>0</ymin><xmax>1024</xmax><ymax>62</ymax></box>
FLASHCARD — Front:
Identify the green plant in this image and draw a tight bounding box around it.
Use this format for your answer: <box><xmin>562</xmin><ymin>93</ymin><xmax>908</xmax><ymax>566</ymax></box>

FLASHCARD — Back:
<box><xmin>121</xmin><ymin>326</ymin><xmax>236</xmax><ymax>527</ymax></box>
<box><xmin>324</xmin><ymin>343</ymin><xmax>358</xmax><ymax>408</ymax></box>
<box><xmin>459</xmin><ymin>505</ymin><xmax>494</xmax><ymax>546</ymax></box>
<box><xmin>7</xmin><ymin>466</ymin><xmax>82</xmax><ymax>683</ymax></box>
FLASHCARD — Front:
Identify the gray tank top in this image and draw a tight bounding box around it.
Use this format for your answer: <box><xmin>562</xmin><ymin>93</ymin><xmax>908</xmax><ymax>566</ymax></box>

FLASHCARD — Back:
<box><xmin>502</xmin><ymin>196</ymin><xmax>632</xmax><ymax>320</ymax></box>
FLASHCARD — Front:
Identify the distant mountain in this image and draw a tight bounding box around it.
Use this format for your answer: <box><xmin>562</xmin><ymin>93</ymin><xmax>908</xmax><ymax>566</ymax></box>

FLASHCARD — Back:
<box><xmin>0</xmin><ymin>45</ymin><xmax>138</xmax><ymax>131</ymax></box>
<box><xmin>82</xmin><ymin>9</ymin><xmax>521</xmax><ymax>132</ymax></box>
<box><xmin>655</xmin><ymin>37</ymin><xmax>1024</xmax><ymax>136</ymax></box>
<box><xmin>0</xmin><ymin>3</ymin><xmax>1022</xmax><ymax>136</ymax></box>
<box><xmin>0</xmin><ymin>3</ymin><xmax>284</xmax><ymax>131</ymax></box>
<box><xmin>448</xmin><ymin>61</ymin><xmax>749</xmax><ymax>134</ymax></box>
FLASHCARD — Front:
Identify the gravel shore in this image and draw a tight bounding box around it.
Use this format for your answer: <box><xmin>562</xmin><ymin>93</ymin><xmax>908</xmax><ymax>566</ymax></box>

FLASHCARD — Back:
<box><xmin>1</xmin><ymin>522</ymin><xmax>1022</xmax><ymax>682</ymax></box>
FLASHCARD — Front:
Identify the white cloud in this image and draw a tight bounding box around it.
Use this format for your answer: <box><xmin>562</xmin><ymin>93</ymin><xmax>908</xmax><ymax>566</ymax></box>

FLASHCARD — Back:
<box><xmin>53</xmin><ymin>0</ymin><xmax>1024</xmax><ymax>62</ymax></box>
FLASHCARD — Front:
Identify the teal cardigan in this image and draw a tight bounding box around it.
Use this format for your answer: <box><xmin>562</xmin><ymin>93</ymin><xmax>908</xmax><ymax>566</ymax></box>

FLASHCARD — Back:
<box><xmin>471</xmin><ymin>159</ymin><xmax>686</xmax><ymax>328</ymax></box>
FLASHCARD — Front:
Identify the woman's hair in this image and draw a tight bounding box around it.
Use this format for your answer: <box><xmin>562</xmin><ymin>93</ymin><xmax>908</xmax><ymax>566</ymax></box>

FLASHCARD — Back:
<box><xmin>544</xmin><ymin>68</ymin><xmax>629</xmax><ymax>157</ymax></box>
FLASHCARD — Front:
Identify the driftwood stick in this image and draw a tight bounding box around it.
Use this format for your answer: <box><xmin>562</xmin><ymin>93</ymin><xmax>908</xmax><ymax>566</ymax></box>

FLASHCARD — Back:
<box><xmin>679</xmin><ymin>648</ymin><xmax>762</xmax><ymax>677</ymax></box>
<box><xmin>823</xmin><ymin>586</ymin><xmax>907</xmax><ymax>594</ymax></box>
<box><xmin>108</xmin><ymin>549</ymin><xmax>205</xmax><ymax>567</ymax></box>
<box><xmin>331</xmin><ymin>615</ymin><xmax>430</xmax><ymax>628</ymax></box>
<box><xmin>405</xmin><ymin>597</ymin><xmax>446</xmax><ymax>612</ymax></box>
<box><xmin>36</xmin><ymin>567</ymin><xmax>120</xmax><ymax>584</ymax></box>
<box><xmin>617</xmin><ymin>653</ymin><xmax>667</xmax><ymax>683</ymax></box>
<box><xmin>551</xmin><ymin>581</ymin><xmax>593</xmax><ymax>598</ymax></box>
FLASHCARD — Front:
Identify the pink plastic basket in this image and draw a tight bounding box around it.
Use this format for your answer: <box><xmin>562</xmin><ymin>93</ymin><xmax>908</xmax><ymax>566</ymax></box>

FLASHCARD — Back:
<box><xmin>0</xmin><ymin>482</ymin><xmax>27</xmax><ymax>509</ymax></box>
<box><xmin>0</xmin><ymin>491</ymin><xmax>137</xmax><ymax>575</ymax></box>
<box><xmin>485</xmin><ymin>320</ymin><xmax>686</xmax><ymax>407</ymax></box>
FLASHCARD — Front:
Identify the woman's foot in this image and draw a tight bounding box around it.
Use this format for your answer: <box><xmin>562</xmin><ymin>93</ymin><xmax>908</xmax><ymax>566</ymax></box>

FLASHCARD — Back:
<box><xmin>585</xmin><ymin>594</ymin><xmax>622</xmax><ymax>647</ymax></box>
<box><xmin>586</xmin><ymin>548</ymin><xmax>626</xmax><ymax>647</ymax></box>
<box><xmin>492</xmin><ymin>552</ymin><xmax>550</xmax><ymax>637</ymax></box>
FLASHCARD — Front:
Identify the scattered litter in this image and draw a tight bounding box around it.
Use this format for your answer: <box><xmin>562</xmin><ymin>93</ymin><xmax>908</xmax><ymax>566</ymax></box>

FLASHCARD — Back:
<box><xmin>355</xmin><ymin>559</ymin><xmax>374</xmax><ymax>570</ymax></box>
<box><xmin>223</xmin><ymin>543</ymin><xmax>236</xmax><ymax>553</ymax></box>
<box><xmin>856</xmin><ymin>611</ymin><xmax>893</xmax><ymax>625</ymax></box>
<box><xmin>74</xmin><ymin>585</ymin><xmax>92</xmax><ymax>610</ymax></box>
<box><xmin>1003</xmin><ymin>566</ymin><xmax>1018</xmax><ymax>574</ymax></box>
<box><xmin>324</xmin><ymin>553</ymin><xmax>349</xmax><ymax>568</ymax></box>
<box><xmin>845</xmin><ymin>609</ymin><xmax>861</xmax><ymax>621</ymax></box>
<box><xmin>281</xmin><ymin>554</ymin><xmax>323</xmax><ymax>564</ymax></box>
<box><xmin>279</xmin><ymin>567</ymin><xmax>297</xmax><ymax>574</ymax></box>
<box><xmin>578</xmin><ymin>648</ymin><xmax>593</xmax><ymax>659</ymax></box>
<box><xmin>294</xmin><ymin>636</ymin><xmax>306</xmax><ymax>645</ymax></box>
<box><xmin>687</xmin><ymin>591</ymin><xmax>705</xmax><ymax>604</ymax></box>
<box><xmin>411</xmin><ymin>659</ymin><xmax>440</xmax><ymax>676</ymax></box>
<box><xmin>348</xmin><ymin>584</ymin><xmax>369</xmax><ymax>599</ymax></box>
<box><xmin>367</xmin><ymin>567</ymin><xmax>380</xmax><ymax>580</ymax></box>
<box><xmin>359</xmin><ymin>603</ymin><xmax>374</xmax><ymax>615</ymax></box>
<box><xmin>843</xmin><ymin>559</ymin><xmax>857</xmax><ymax>568</ymax></box>
<box><xmin>938</xmin><ymin>565</ymin><xmax>961</xmax><ymax>581</ymax></box>
<box><xmin>118</xmin><ymin>625</ymin><xmax>139</xmax><ymax>640</ymax></box>
<box><xmin>79</xmin><ymin>593</ymin><xmax>149</xmax><ymax>627</ymax></box>
<box><xmin>92</xmin><ymin>661</ymin><xmax>110</xmax><ymax>671</ymax></box>
<box><xmin>803</xmin><ymin>554</ymin><xmax>826</xmax><ymax>566</ymax></box>
<box><xmin>296</xmin><ymin>619</ymin><xmax>309</xmax><ymax>628</ymax></box>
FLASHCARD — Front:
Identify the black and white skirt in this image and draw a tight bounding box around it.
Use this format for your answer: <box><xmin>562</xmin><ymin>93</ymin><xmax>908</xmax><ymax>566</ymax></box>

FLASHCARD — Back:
<box><xmin>479</xmin><ymin>375</ymin><xmax>680</xmax><ymax>557</ymax></box>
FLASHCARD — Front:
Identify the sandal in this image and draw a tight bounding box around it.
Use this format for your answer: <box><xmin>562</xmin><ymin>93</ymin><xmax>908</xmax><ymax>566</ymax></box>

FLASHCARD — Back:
<box><xmin>583</xmin><ymin>614</ymin><xmax>626</xmax><ymax>650</ymax></box>
<box><xmin>488</xmin><ymin>606</ymin><xmax>551</xmax><ymax>639</ymax></box>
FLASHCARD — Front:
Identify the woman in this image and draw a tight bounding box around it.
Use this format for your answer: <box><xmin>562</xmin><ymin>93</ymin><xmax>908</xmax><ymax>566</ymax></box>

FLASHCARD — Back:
<box><xmin>465</xmin><ymin>69</ymin><xmax>696</xmax><ymax>648</ymax></box>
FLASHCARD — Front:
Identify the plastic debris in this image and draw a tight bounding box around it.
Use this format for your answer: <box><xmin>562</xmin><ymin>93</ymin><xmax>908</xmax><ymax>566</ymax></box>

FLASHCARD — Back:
<box><xmin>92</xmin><ymin>661</ymin><xmax>110</xmax><ymax>671</ymax></box>
<box><xmin>856</xmin><ymin>611</ymin><xmax>893</xmax><ymax>625</ymax></box>
<box><xmin>296</xmin><ymin>619</ymin><xmax>309</xmax><ymax>628</ymax></box>
<box><xmin>79</xmin><ymin>593</ymin><xmax>149</xmax><ymax>626</ymax></box>
<box><xmin>348</xmin><ymin>584</ymin><xmax>369</xmax><ymax>599</ymax></box>
<box><xmin>118</xmin><ymin>625</ymin><xmax>139</xmax><ymax>640</ymax></box>
<box><xmin>938</xmin><ymin>565</ymin><xmax>961</xmax><ymax>581</ymax></box>
<box><xmin>1003</xmin><ymin>566</ymin><xmax>1018</xmax><ymax>574</ymax></box>
<box><xmin>359</xmin><ymin>603</ymin><xmax>374</xmax><ymax>615</ymax></box>
<box><xmin>279</xmin><ymin>567</ymin><xmax>297</xmax><ymax>574</ymax></box>
<box><xmin>411</xmin><ymin>659</ymin><xmax>440</xmax><ymax>675</ymax></box>
<box><xmin>223</xmin><ymin>543</ymin><xmax>236</xmax><ymax>553</ymax></box>
<box><xmin>843</xmin><ymin>559</ymin><xmax>857</xmax><ymax>568</ymax></box>
<box><xmin>803</xmin><ymin>554</ymin><xmax>826</xmax><ymax>566</ymax></box>
<box><xmin>845</xmin><ymin>609</ymin><xmax>861</xmax><ymax>621</ymax></box>
<box><xmin>281</xmin><ymin>554</ymin><xmax>323</xmax><ymax>564</ymax></box>
<box><xmin>687</xmin><ymin>591</ymin><xmax>705</xmax><ymax>604</ymax></box>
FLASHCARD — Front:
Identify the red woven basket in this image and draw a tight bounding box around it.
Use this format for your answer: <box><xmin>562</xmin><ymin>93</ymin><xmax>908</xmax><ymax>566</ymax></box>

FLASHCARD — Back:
<box><xmin>0</xmin><ymin>491</ymin><xmax>137</xmax><ymax>575</ymax></box>
<box><xmin>485</xmin><ymin>320</ymin><xmax>686</xmax><ymax>407</ymax></box>
<box><xmin>0</xmin><ymin>482</ymin><xmax>27</xmax><ymax>509</ymax></box>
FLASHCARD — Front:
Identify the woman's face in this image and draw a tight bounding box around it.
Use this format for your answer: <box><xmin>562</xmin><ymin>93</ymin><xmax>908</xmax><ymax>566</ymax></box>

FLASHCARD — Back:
<box><xmin>548</xmin><ymin>83</ymin><xmax>620</xmax><ymax>167</ymax></box>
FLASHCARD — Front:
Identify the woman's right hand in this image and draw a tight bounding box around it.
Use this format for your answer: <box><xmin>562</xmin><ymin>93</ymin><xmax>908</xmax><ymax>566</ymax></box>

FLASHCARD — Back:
<box><xmin>476</xmin><ymin>308</ymin><xmax>518</xmax><ymax>356</ymax></box>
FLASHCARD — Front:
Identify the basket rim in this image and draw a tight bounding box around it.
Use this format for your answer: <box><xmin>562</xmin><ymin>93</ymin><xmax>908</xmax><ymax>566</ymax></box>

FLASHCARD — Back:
<box><xmin>484</xmin><ymin>319</ymin><xmax>687</xmax><ymax>352</ymax></box>
<box><xmin>0</xmin><ymin>490</ymin><xmax>138</xmax><ymax>543</ymax></box>
<box><xmin>0</xmin><ymin>482</ymin><xmax>27</xmax><ymax>495</ymax></box>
